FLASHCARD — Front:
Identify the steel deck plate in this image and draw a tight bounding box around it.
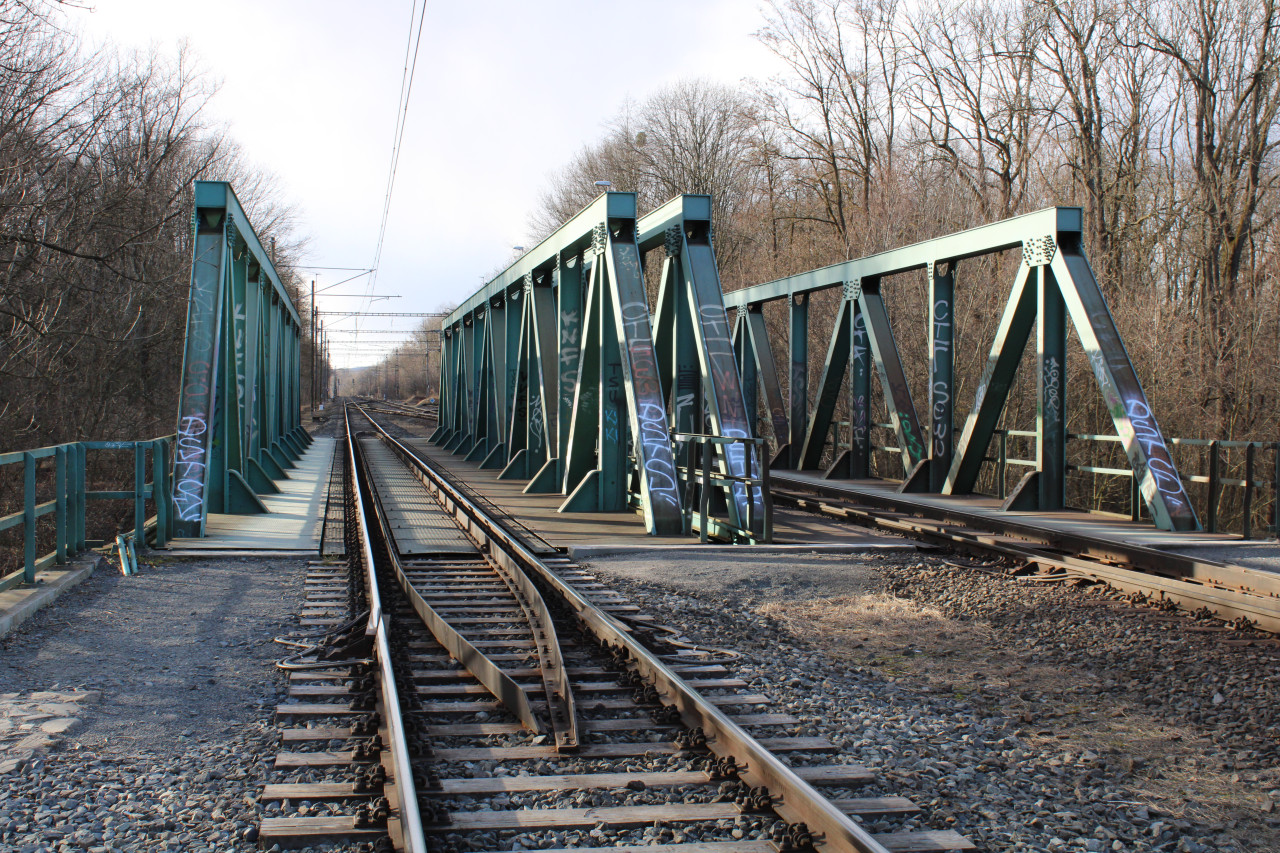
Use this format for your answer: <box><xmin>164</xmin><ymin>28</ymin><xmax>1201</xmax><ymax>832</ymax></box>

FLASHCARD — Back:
<box><xmin>359</xmin><ymin>438</ymin><xmax>474</xmax><ymax>554</ymax></box>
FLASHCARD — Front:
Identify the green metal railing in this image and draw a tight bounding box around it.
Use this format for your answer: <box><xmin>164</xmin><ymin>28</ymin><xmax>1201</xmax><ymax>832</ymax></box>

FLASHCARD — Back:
<box><xmin>816</xmin><ymin>419</ymin><xmax>1279</xmax><ymax>539</ymax></box>
<box><xmin>671</xmin><ymin>433</ymin><xmax>773</xmax><ymax>544</ymax></box>
<box><xmin>0</xmin><ymin>436</ymin><xmax>173</xmax><ymax>587</ymax></box>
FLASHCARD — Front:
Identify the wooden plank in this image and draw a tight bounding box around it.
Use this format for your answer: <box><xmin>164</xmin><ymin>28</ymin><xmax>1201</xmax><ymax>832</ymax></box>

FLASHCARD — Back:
<box><xmin>405</xmin><ymin>664</ymin><xmax>729</xmax><ymax>681</ymax></box>
<box><xmin>422</xmin><ymin>765</ymin><xmax>875</xmax><ymax>795</ymax></box>
<box><xmin>405</xmin><ymin>694</ymin><xmax>772</xmax><ymax>714</ymax></box>
<box><xmin>828</xmin><ymin>796</ymin><xmax>918</xmax><ymax>817</ymax></box>
<box><xmin>524</xmin><ymin>844</ymin><xmax>770</xmax><ymax>853</ymax></box>
<box><xmin>262</xmin><ymin>782</ymin><xmax>370</xmax><ymax>800</ymax></box>
<box><xmin>277</xmin><ymin>712</ymin><xmax>802</xmax><ymax>742</ymax></box>
<box><xmin>258</xmin><ymin>815</ymin><xmax>384</xmax><ymax>847</ymax></box>
<box><xmin>432</xmin><ymin>798</ymin><xmax>914</xmax><ymax>831</ymax></box>
<box><xmin>417</xmin><ymin>713</ymin><xmax>800</xmax><ymax>737</ymax></box>
<box><xmin>433</xmin><ymin>770</ymin><xmax>709</xmax><ymax>795</ymax></box>
<box><xmin>433</xmin><ymin>802</ymin><xmax>743</xmax><ymax>831</ymax></box>
<box><xmin>285</xmin><ymin>677</ymin><xmax>750</xmax><ymax>699</ymax></box>
<box><xmin>275</xmin><ymin>750</ymin><xmax>371</xmax><ymax>768</ymax></box>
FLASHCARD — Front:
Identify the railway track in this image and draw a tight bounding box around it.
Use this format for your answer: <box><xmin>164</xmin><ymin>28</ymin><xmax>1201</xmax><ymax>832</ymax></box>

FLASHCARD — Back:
<box><xmin>258</xmin><ymin>404</ymin><xmax>975</xmax><ymax>852</ymax></box>
<box><xmin>767</xmin><ymin>477</ymin><xmax>1280</xmax><ymax>636</ymax></box>
<box><xmin>363</xmin><ymin>396</ymin><xmax>1280</xmax><ymax>637</ymax></box>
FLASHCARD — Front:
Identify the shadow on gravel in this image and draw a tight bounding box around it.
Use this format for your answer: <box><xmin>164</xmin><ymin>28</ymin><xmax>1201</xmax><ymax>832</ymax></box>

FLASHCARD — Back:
<box><xmin>0</xmin><ymin>555</ymin><xmax>305</xmax><ymax>751</ymax></box>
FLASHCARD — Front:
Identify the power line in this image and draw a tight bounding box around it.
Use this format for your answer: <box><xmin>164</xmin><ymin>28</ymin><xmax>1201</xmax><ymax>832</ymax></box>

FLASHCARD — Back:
<box><xmin>366</xmin><ymin>0</ymin><xmax>429</xmax><ymax>308</ymax></box>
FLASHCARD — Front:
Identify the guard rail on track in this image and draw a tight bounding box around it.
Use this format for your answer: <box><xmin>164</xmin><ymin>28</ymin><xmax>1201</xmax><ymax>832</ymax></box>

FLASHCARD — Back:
<box><xmin>355</xmin><ymin>403</ymin><xmax>898</xmax><ymax>853</ymax></box>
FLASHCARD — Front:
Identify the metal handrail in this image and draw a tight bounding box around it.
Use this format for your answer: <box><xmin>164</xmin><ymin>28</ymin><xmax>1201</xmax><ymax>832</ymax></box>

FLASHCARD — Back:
<box><xmin>802</xmin><ymin>418</ymin><xmax>1280</xmax><ymax>538</ymax></box>
<box><xmin>670</xmin><ymin>432</ymin><xmax>772</xmax><ymax>544</ymax></box>
<box><xmin>0</xmin><ymin>435</ymin><xmax>174</xmax><ymax>585</ymax></box>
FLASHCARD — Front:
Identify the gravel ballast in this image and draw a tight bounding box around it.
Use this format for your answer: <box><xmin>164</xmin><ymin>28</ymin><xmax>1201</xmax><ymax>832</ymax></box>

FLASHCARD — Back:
<box><xmin>0</xmin><ymin>553</ymin><xmax>336</xmax><ymax>853</ymax></box>
<box><xmin>585</xmin><ymin>548</ymin><xmax>1280</xmax><ymax>853</ymax></box>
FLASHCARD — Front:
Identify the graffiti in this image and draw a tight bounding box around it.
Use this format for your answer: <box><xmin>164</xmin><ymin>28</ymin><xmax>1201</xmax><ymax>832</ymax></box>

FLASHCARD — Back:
<box><xmin>233</xmin><ymin>295</ymin><xmax>247</xmax><ymax>416</ymax></box>
<box><xmin>616</xmin><ymin>295</ymin><xmax>681</xmax><ymax>513</ymax></box>
<box><xmin>529</xmin><ymin>395</ymin><xmax>545</xmax><ymax>451</ymax></box>
<box><xmin>174</xmin><ymin>414</ymin><xmax>208</xmax><ymax>521</ymax></box>
<box><xmin>931</xmin><ymin>382</ymin><xmax>950</xmax><ymax>457</ymax></box>
<box><xmin>173</xmin><ymin>238</ymin><xmax>221</xmax><ymax>532</ymax></box>
<box><xmin>931</xmin><ymin>297</ymin><xmax>952</xmax><ymax>461</ymax></box>
<box><xmin>898</xmin><ymin>412</ymin><xmax>925</xmax><ymax>461</ymax></box>
<box><xmin>1125</xmin><ymin>398</ymin><xmax>1189</xmax><ymax>510</ymax></box>
<box><xmin>1043</xmin><ymin>355</ymin><xmax>1062</xmax><ymax>425</ymax></box>
<box><xmin>852</xmin><ymin>311</ymin><xmax>869</xmax><ymax>368</ymax></box>
<box><xmin>931</xmin><ymin>299</ymin><xmax>951</xmax><ymax>361</ymax></box>
<box><xmin>559</xmin><ymin>307</ymin><xmax>581</xmax><ymax>417</ymax></box>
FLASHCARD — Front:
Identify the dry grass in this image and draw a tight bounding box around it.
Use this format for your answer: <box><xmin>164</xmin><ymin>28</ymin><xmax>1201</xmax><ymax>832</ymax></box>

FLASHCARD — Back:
<box><xmin>756</xmin><ymin>593</ymin><xmax>995</xmax><ymax>681</ymax></box>
<box><xmin>755</xmin><ymin>592</ymin><xmax>1280</xmax><ymax>848</ymax></box>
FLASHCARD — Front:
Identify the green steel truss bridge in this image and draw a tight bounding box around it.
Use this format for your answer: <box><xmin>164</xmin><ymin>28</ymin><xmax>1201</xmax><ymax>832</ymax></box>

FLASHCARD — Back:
<box><xmin>434</xmin><ymin>192</ymin><xmax>1201</xmax><ymax>539</ymax></box>
<box><xmin>172</xmin><ymin>181</ymin><xmax>311</xmax><ymax>538</ymax></box>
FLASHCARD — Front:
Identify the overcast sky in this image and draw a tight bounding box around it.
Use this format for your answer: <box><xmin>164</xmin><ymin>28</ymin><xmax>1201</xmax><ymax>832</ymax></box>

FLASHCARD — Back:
<box><xmin>70</xmin><ymin>1</ymin><xmax>785</xmax><ymax>367</ymax></box>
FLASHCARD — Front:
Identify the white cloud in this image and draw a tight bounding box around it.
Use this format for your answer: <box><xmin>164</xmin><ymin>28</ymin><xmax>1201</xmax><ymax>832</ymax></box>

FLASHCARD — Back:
<box><xmin>70</xmin><ymin>0</ymin><xmax>784</xmax><ymax>366</ymax></box>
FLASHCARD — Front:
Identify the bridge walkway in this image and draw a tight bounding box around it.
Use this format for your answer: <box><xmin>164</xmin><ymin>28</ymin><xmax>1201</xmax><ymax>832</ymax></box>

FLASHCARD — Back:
<box><xmin>771</xmin><ymin>470</ymin><xmax>1271</xmax><ymax>556</ymax></box>
<box><xmin>403</xmin><ymin>438</ymin><xmax>898</xmax><ymax>551</ymax></box>
<box><xmin>167</xmin><ymin>437</ymin><xmax>337</xmax><ymax>553</ymax></box>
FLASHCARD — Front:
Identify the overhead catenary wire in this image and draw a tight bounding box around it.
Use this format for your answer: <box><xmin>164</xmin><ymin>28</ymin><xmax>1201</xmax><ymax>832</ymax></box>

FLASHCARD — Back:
<box><xmin>365</xmin><ymin>0</ymin><xmax>429</xmax><ymax>314</ymax></box>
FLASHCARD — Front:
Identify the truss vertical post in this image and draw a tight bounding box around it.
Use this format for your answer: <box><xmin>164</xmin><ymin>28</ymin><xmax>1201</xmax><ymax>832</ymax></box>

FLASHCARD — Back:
<box><xmin>172</xmin><ymin>182</ymin><xmax>299</xmax><ymax>536</ymax></box>
<box><xmin>929</xmin><ymin>261</ymin><xmax>955</xmax><ymax>491</ymax></box>
<box><xmin>734</xmin><ymin>310</ymin><xmax>758</xmax><ymax>436</ymax></box>
<box><xmin>598</xmin><ymin>256</ymin><xmax>628</xmax><ymax>511</ymax></box>
<box><xmin>524</xmin><ymin>275</ymin><xmax>561</xmax><ymax>492</ymax></box>
<box><xmin>672</xmin><ymin>256</ymin><xmax>700</xmax><ymax>434</ymax></box>
<box><xmin>561</xmin><ymin>260</ymin><xmax>601</xmax><ymax>501</ymax></box>
<box><xmin>555</xmin><ymin>252</ymin><xmax>584</xmax><ymax>481</ymax></box>
<box><xmin>607</xmin><ymin>223</ymin><xmax>682</xmax><ymax>533</ymax></box>
<box><xmin>681</xmin><ymin>224</ymin><xmax>759</xmax><ymax>531</ymax></box>
<box><xmin>745</xmin><ymin>306</ymin><xmax>789</xmax><ymax>455</ymax></box>
<box><xmin>787</xmin><ymin>294</ymin><xmax>809</xmax><ymax>469</ymax></box>
<box><xmin>858</xmin><ymin>278</ymin><xmax>925</xmax><ymax>476</ymax></box>
<box><xmin>1037</xmin><ymin>265</ymin><xmax>1067</xmax><ymax>509</ymax></box>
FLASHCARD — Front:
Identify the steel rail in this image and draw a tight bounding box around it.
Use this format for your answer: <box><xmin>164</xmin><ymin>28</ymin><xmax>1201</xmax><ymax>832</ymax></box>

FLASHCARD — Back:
<box><xmin>344</xmin><ymin>407</ymin><xmax>382</xmax><ymax>637</ymax></box>
<box><xmin>354</xmin><ymin>405</ymin><xmax>579</xmax><ymax>750</ymax></box>
<box><xmin>350</xmin><ymin>409</ymin><xmax>548</xmax><ymax>737</ymax></box>
<box><xmin>357</xmin><ymin>407</ymin><xmax>894</xmax><ymax>853</ymax></box>
<box><xmin>770</xmin><ymin>480</ymin><xmax>1280</xmax><ymax>634</ymax></box>
<box><xmin>342</xmin><ymin>410</ymin><xmax>427</xmax><ymax>853</ymax></box>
